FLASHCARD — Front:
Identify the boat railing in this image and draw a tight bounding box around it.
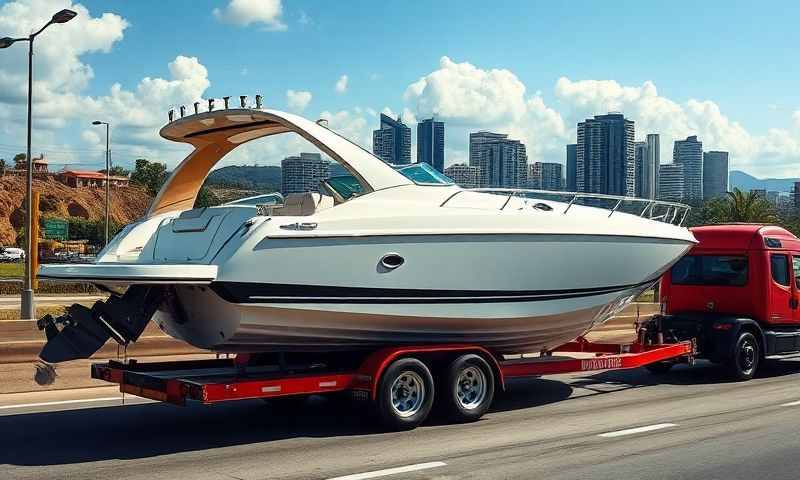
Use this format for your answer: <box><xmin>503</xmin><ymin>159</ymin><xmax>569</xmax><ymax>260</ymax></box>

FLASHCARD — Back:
<box><xmin>440</xmin><ymin>188</ymin><xmax>692</xmax><ymax>226</ymax></box>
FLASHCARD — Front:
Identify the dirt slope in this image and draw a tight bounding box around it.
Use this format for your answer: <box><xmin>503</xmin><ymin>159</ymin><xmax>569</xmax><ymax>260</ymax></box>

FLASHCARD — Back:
<box><xmin>0</xmin><ymin>176</ymin><xmax>152</xmax><ymax>245</ymax></box>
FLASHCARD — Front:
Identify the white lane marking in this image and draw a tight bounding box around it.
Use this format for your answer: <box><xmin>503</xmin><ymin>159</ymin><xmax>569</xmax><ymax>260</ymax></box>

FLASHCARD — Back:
<box><xmin>598</xmin><ymin>423</ymin><xmax>677</xmax><ymax>438</ymax></box>
<box><xmin>781</xmin><ymin>400</ymin><xmax>800</xmax><ymax>407</ymax></box>
<box><xmin>327</xmin><ymin>461</ymin><xmax>447</xmax><ymax>480</ymax></box>
<box><xmin>0</xmin><ymin>396</ymin><xmax>142</xmax><ymax>411</ymax></box>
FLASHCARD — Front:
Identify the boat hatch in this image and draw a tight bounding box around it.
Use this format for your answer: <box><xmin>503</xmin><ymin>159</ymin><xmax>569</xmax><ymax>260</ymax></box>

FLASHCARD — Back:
<box><xmin>153</xmin><ymin>206</ymin><xmax>257</xmax><ymax>263</ymax></box>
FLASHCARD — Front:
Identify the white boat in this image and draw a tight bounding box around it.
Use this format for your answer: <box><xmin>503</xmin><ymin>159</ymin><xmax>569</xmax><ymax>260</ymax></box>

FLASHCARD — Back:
<box><xmin>37</xmin><ymin>106</ymin><xmax>696</xmax><ymax>363</ymax></box>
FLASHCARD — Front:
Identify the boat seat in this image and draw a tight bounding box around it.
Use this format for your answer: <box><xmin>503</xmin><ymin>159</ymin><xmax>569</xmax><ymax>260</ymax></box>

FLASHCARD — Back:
<box><xmin>271</xmin><ymin>192</ymin><xmax>334</xmax><ymax>216</ymax></box>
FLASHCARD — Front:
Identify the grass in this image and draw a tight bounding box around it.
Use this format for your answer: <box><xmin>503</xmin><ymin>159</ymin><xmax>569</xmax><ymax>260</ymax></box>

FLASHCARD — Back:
<box><xmin>0</xmin><ymin>305</ymin><xmax>67</xmax><ymax>321</ymax></box>
<box><xmin>0</xmin><ymin>263</ymin><xmax>23</xmax><ymax>278</ymax></box>
<box><xmin>635</xmin><ymin>289</ymin><xmax>656</xmax><ymax>303</ymax></box>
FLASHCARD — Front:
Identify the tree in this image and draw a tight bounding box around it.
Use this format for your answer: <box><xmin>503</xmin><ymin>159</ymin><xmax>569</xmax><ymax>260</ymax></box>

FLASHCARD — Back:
<box><xmin>99</xmin><ymin>165</ymin><xmax>130</xmax><ymax>177</ymax></box>
<box><xmin>130</xmin><ymin>158</ymin><xmax>168</xmax><ymax>196</ymax></box>
<box><xmin>194</xmin><ymin>186</ymin><xmax>221</xmax><ymax>208</ymax></box>
<box><xmin>688</xmin><ymin>188</ymin><xmax>778</xmax><ymax>226</ymax></box>
<box><xmin>0</xmin><ymin>158</ymin><xmax>6</xmax><ymax>174</ymax></box>
<box><xmin>13</xmin><ymin>153</ymin><xmax>26</xmax><ymax>169</ymax></box>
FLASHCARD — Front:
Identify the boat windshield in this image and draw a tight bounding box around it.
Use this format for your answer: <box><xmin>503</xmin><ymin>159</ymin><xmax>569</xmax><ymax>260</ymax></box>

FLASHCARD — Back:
<box><xmin>392</xmin><ymin>163</ymin><xmax>454</xmax><ymax>186</ymax></box>
<box><xmin>324</xmin><ymin>163</ymin><xmax>454</xmax><ymax>201</ymax></box>
<box><xmin>223</xmin><ymin>193</ymin><xmax>284</xmax><ymax>207</ymax></box>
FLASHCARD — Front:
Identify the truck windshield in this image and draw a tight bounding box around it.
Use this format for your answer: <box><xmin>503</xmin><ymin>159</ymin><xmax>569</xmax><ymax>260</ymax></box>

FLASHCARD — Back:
<box><xmin>671</xmin><ymin>255</ymin><xmax>748</xmax><ymax>286</ymax></box>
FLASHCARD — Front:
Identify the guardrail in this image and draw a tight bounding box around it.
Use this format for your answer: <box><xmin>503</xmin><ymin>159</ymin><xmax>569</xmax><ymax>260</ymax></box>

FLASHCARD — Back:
<box><xmin>441</xmin><ymin>188</ymin><xmax>691</xmax><ymax>226</ymax></box>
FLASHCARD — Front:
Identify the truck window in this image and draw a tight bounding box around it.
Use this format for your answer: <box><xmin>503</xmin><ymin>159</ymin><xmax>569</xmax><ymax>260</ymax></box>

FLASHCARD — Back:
<box><xmin>671</xmin><ymin>255</ymin><xmax>748</xmax><ymax>286</ymax></box>
<box><xmin>770</xmin><ymin>254</ymin><xmax>790</xmax><ymax>287</ymax></box>
<box><xmin>794</xmin><ymin>256</ymin><xmax>800</xmax><ymax>288</ymax></box>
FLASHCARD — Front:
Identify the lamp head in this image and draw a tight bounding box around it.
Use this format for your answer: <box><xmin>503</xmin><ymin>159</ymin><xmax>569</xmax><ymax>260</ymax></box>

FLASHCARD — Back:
<box><xmin>51</xmin><ymin>9</ymin><xmax>77</xmax><ymax>24</ymax></box>
<box><xmin>92</xmin><ymin>121</ymin><xmax>102</xmax><ymax>125</ymax></box>
<box><xmin>0</xmin><ymin>37</ymin><xmax>17</xmax><ymax>49</ymax></box>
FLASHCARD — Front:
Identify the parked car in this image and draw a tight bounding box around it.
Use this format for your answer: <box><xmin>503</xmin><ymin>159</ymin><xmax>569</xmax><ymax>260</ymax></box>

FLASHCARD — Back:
<box><xmin>0</xmin><ymin>247</ymin><xmax>25</xmax><ymax>263</ymax></box>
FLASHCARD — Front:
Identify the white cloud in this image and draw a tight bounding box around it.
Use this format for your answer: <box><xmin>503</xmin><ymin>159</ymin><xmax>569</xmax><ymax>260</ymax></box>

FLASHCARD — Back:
<box><xmin>213</xmin><ymin>0</ymin><xmax>287</xmax><ymax>31</ymax></box>
<box><xmin>335</xmin><ymin>74</ymin><xmax>348</xmax><ymax>94</ymax></box>
<box><xmin>403</xmin><ymin>56</ymin><xmax>567</xmax><ymax>167</ymax></box>
<box><xmin>402</xmin><ymin>56</ymin><xmax>800</xmax><ymax>177</ymax></box>
<box><xmin>286</xmin><ymin>89</ymin><xmax>312</xmax><ymax>112</ymax></box>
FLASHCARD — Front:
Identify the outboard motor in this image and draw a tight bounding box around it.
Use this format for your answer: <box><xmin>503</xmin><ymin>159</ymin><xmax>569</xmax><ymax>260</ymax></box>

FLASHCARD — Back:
<box><xmin>37</xmin><ymin>286</ymin><xmax>164</xmax><ymax>363</ymax></box>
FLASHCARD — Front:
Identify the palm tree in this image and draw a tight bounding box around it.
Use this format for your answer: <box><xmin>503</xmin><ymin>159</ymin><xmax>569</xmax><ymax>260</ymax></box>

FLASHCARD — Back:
<box><xmin>713</xmin><ymin>188</ymin><xmax>778</xmax><ymax>223</ymax></box>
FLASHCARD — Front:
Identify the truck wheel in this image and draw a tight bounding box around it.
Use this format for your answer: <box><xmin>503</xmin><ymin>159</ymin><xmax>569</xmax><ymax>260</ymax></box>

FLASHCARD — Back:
<box><xmin>726</xmin><ymin>331</ymin><xmax>760</xmax><ymax>381</ymax></box>
<box><xmin>376</xmin><ymin>357</ymin><xmax>434</xmax><ymax>430</ymax></box>
<box><xmin>645</xmin><ymin>361</ymin><xmax>673</xmax><ymax>375</ymax></box>
<box><xmin>440</xmin><ymin>354</ymin><xmax>495</xmax><ymax>423</ymax></box>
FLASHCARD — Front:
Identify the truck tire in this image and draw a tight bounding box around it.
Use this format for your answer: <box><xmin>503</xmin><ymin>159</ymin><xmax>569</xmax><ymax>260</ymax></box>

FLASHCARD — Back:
<box><xmin>645</xmin><ymin>361</ymin><xmax>673</xmax><ymax>375</ymax></box>
<box><xmin>726</xmin><ymin>331</ymin><xmax>760</xmax><ymax>381</ymax></box>
<box><xmin>440</xmin><ymin>354</ymin><xmax>495</xmax><ymax>423</ymax></box>
<box><xmin>376</xmin><ymin>357</ymin><xmax>434</xmax><ymax>430</ymax></box>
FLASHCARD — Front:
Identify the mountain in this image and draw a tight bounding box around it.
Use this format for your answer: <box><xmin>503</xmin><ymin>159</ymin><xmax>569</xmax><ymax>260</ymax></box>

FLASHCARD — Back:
<box><xmin>206</xmin><ymin>165</ymin><xmax>282</xmax><ymax>192</ymax></box>
<box><xmin>729</xmin><ymin>170</ymin><xmax>799</xmax><ymax>193</ymax></box>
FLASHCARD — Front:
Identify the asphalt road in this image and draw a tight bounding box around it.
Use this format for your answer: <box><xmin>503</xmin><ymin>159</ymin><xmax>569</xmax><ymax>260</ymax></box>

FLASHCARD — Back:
<box><xmin>2</xmin><ymin>358</ymin><xmax>800</xmax><ymax>480</ymax></box>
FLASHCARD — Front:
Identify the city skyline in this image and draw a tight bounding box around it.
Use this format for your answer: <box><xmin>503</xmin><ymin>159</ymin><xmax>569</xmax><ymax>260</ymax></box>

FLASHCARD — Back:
<box><xmin>1</xmin><ymin>1</ymin><xmax>799</xmax><ymax>179</ymax></box>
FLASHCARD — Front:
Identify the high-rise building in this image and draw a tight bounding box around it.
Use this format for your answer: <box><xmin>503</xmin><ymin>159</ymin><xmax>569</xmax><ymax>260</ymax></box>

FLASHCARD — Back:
<box><xmin>566</xmin><ymin>144</ymin><xmax>577</xmax><ymax>191</ymax></box>
<box><xmin>634</xmin><ymin>141</ymin><xmax>647</xmax><ymax>198</ymax></box>
<box><xmin>658</xmin><ymin>163</ymin><xmax>685</xmax><ymax>202</ymax></box>
<box><xmin>794</xmin><ymin>182</ymin><xmax>800</xmax><ymax>210</ymax></box>
<box><xmin>702</xmin><ymin>151</ymin><xmax>729</xmax><ymax>200</ymax></box>
<box><xmin>417</xmin><ymin>118</ymin><xmax>445</xmax><ymax>172</ymax></box>
<box><xmin>372</xmin><ymin>114</ymin><xmax>411</xmax><ymax>165</ymax></box>
<box><xmin>469</xmin><ymin>131</ymin><xmax>528</xmax><ymax>188</ymax></box>
<box><xmin>444</xmin><ymin>163</ymin><xmax>481</xmax><ymax>188</ymax></box>
<box><xmin>529</xmin><ymin>162</ymin><xmax>563</xmax><ymax>191</ymax></box>
<box><xmin>646</xmin><ymin>134</ymin><xmax>660</xmax><ymax>198</ymax></box>
<box><xmin>633</xmin><ymin>134</ymin><xmax>659</xmax><ymax>199</ymax></box>
<box><xmin>281</xmin><ymin>153</ymin><xmax>330</xmax><ymax>195</ymax></box>
<box><xmin>673</xmin><ymin>135</ymin><xmax>703</xmax><ymax>203</ymax></box>
<box><xmin>576</xmin><ymin>113</ymin><xmax>635</xmax><ymax>196</ymax></box>
<box><xmin>469</xmin><ymin>131</ymin><xmax>508</xmax><ymax>166</ymax></box>
<box><xmin>528</xmin><ymin>163</ymin><xmax>541</xmax><ymax>189</ymax></box>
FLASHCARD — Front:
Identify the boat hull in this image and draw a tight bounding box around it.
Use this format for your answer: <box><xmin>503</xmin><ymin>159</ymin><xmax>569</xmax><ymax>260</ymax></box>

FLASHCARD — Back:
<box><xmin>152</xmin><ymin>233</ymin><xmax>692</xmax><ymax>354</ymax></box>
<box><xmin>156</xmin><ymin>282</ymin><xmax>650</xmax><ymax>354</ymax></box>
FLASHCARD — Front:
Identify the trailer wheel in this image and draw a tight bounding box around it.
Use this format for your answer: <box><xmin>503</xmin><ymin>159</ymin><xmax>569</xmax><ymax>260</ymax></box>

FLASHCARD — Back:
<box><xmin>376</xmin><ymin>357</ymin><xmax>434</xmax><ymax>430</ymax></box>
<box><xmin>440</xmin><ymin>354</ymin><xmax>495</xmax><ymax>423</ymax></box>
<box><xmin>726</xmin><ymin>331</ymin><xmax>760</xmax><ymax>381</ymax></box>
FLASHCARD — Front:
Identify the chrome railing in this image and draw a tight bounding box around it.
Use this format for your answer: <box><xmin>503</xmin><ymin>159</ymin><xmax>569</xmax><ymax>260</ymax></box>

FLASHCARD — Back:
<box><xmin>440</xmin><ymin>188</ymin><xmax>692</xmax><ymax>226</ymax></box>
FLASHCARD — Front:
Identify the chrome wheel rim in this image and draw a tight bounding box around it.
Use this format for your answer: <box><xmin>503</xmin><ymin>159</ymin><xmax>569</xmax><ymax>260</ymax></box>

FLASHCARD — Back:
<box><xmin>455</xmin><ymin>366</ymin><xmax>487</xmax><ymax>410</ymax></box>
<box><xmin>390</xmin><ymin>371</ymin><xmax>425</xmax><ymax>418</ymax></box>
<box><xmin>739</xmin><ymin>338</ymin><xmax>757</xmax><ymax>373</ymax></box>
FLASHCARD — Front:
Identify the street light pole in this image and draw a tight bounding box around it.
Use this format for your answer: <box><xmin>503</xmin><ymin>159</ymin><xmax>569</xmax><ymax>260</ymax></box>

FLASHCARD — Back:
<box><xmin>93</xmin><ymin>120</ymin><xmax>111</xmax><ymax>246</ymax></box>
<box><xmin>0</xmin><ymin>9</ymin><xmax>77</xmax><ymax>320</ymax></box>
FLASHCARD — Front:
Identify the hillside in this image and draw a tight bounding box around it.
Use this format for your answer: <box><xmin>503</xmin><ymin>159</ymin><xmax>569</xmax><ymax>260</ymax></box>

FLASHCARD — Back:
<box><xmin>730</xmin><ymin>170</ymin><xmax>799</xmax><ymax>192</ymax></box>
<box><xmin>0</xmin><ymin>176</ymin><xmax>152</xmax><ymax>246</ymax></box>
<box><xmin>206</xmin><ymin>165</ymin><xmax>282</xmax><ymax>191</ymax></box>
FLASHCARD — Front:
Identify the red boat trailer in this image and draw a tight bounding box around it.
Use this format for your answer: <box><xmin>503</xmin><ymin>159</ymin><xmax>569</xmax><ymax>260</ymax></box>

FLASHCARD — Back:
<box><xmin>91</xmin><ymin>335</ymin><xmax>693</xmax><ymax>430</ymax></box>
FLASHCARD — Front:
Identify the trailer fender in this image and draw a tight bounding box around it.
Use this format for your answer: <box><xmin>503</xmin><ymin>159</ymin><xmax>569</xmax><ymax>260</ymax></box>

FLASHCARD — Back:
<box><xmin>353</xmin><ymin>345</ymin><xmax>505</xmax><ymax>400</ymax></box>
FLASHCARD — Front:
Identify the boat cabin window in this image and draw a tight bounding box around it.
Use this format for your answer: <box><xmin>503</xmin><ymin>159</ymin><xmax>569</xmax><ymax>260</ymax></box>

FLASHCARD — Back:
<box><xmin>671</xmin><ymin>255</ymin><xmax>748</xmax><ymax>286</ymax></box>
<box><xmin>793</xmin><ymin>256</ymin><xmax>800</xmax><ymax>288</ymax></box>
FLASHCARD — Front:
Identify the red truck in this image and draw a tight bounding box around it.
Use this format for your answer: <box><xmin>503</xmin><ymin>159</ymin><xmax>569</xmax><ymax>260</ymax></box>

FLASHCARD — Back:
<box><xmin>653</xmin><ymin>224</ymin><xmax>800</xmax><ymax>380</ymax></box>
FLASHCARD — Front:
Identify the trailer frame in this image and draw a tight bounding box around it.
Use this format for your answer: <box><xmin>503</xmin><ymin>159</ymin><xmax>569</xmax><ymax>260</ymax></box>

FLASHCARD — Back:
<box><xmin>91</xmin><ymin>336</ymin><xmax>694</xmax><ymax>410</ymax></box>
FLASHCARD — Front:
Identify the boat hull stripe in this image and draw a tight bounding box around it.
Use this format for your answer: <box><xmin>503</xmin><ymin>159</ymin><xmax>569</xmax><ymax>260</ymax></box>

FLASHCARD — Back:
<box><xmin>210</xmin><ymin>280</ymin><xmax>654</xmax><ymax>304</ymax></box>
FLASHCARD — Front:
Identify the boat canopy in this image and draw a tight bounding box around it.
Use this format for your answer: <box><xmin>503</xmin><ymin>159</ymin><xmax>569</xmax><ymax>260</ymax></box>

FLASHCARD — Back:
<box><xmin>149</xmin><ymin>109</ymin><xmax>412</xmax><ymax>217</ymax></box>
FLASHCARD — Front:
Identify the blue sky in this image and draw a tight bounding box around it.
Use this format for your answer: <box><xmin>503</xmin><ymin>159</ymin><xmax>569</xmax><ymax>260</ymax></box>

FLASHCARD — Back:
<box><xmin>1</xmin><ymin>0</ymin><xmax>799</xmax><ymax>177</ymax></box>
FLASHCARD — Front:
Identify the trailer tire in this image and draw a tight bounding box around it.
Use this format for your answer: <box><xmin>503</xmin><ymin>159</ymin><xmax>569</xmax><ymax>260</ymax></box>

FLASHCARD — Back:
<box><xmin>440</xmin><ymin>354</ymin><xmax>495</xmax><ymax>423</ymax></box>
<box><xmin>376</xmin><ymin>357</ymin><xmax>434</xmax><ymax>430</ymax></box>
<box><xmin>726</xmin><ymin>331</ymin><xmax>760</xmax><ymax>381</ymax></box>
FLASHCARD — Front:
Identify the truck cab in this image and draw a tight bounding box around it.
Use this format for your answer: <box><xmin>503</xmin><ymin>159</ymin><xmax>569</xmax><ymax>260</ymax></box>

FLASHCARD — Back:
<box><xmin>656</xmin><ymin>224</ymin><xmax>800</xmax><ymax>379</ymax></box>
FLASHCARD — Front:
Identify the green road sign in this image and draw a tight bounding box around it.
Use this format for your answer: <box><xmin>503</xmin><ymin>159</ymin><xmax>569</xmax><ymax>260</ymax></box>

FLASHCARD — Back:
<box><xmin>43</xmin><ymin>218</ymin><xmax>69</xmax><ymax>241</ymax></box>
